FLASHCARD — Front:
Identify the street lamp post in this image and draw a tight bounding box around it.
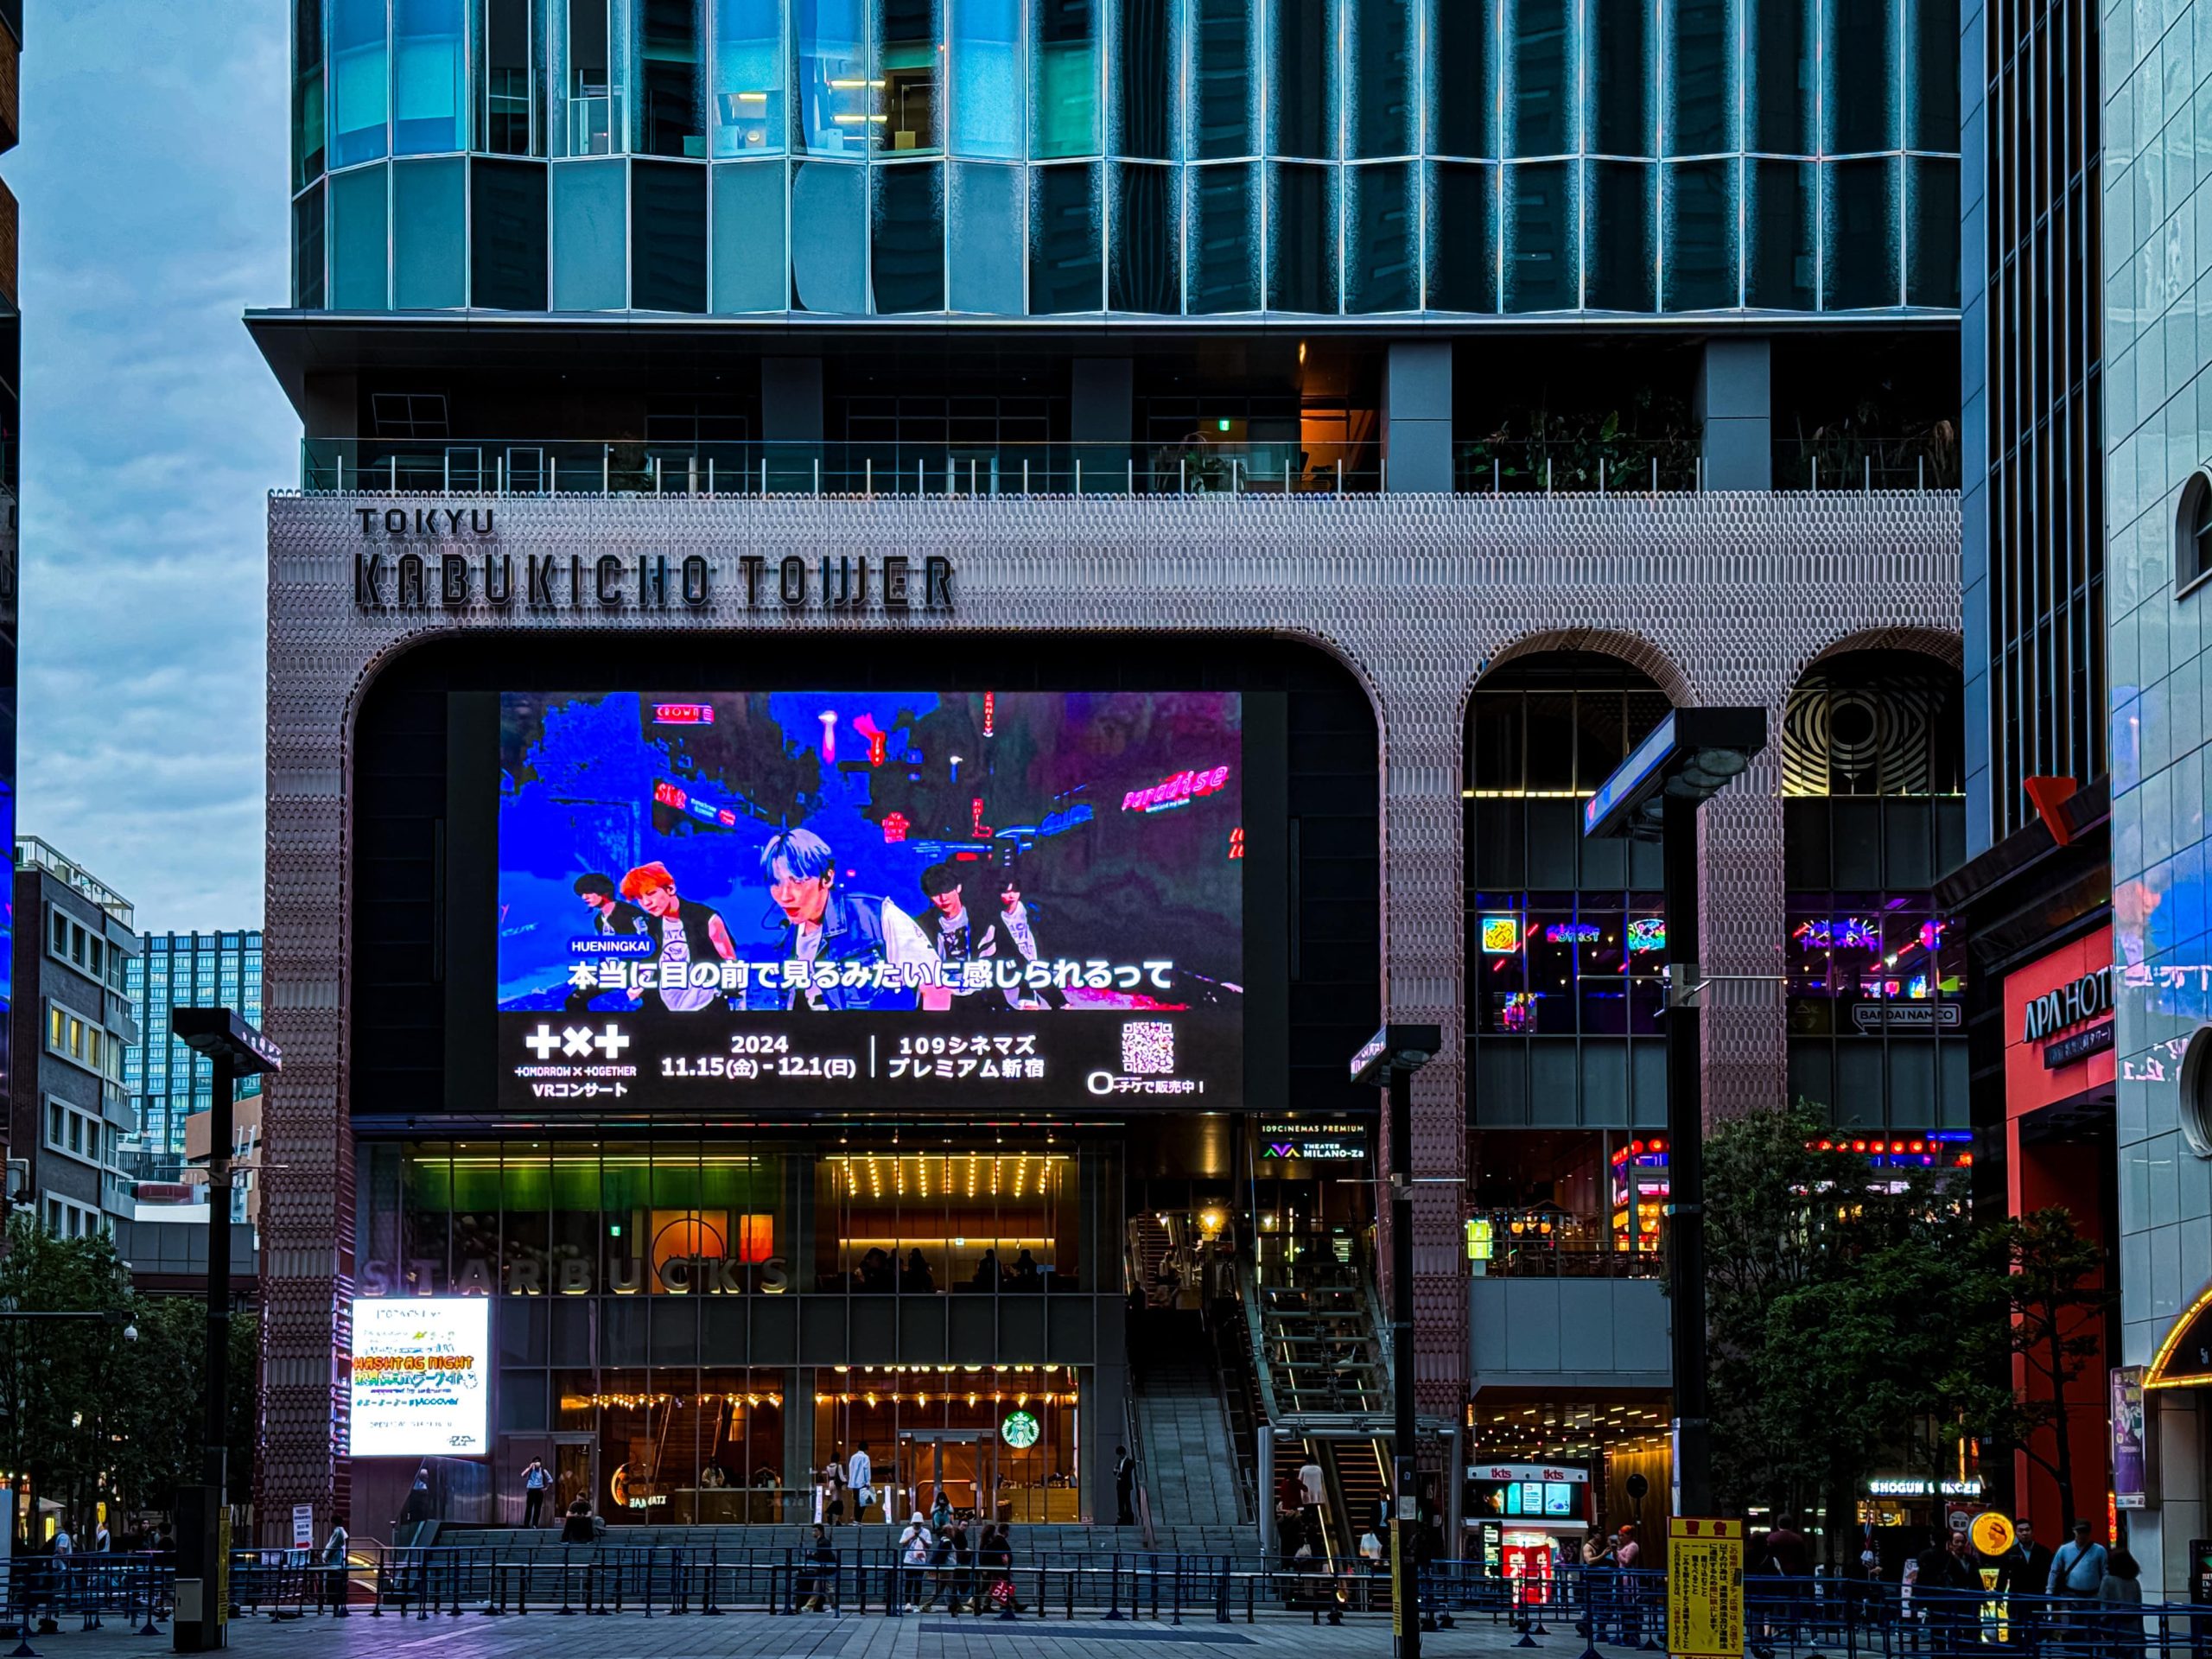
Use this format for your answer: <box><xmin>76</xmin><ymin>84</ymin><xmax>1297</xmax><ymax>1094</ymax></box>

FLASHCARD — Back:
<box><xmin>1580</xmin><ymin>708</ymin><xmax>1765</xmax><ymax>1521</ymax></box>
<box><xmin>1351</xmin><ymin>1023</ymin><xmax>1441</xmax><ymax>1659</ymax></box>
<box><xmin>168</xmin><ymin>1007</ymin><xmax>280</xmax><ymax>1655</ymax></box>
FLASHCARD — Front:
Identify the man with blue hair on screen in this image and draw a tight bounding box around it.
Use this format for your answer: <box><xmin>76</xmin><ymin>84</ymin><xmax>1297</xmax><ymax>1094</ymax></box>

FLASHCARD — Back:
<box><xmin>757</xmin><ymin>826</ymin><xmax>934</xmax><ymax>1011</ymax></box>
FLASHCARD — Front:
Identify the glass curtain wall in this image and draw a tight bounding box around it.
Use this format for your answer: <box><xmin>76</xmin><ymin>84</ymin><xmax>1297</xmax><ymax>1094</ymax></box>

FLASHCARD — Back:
<box><xmin>290</xmin><ymin>0</ymin><xmax>1961</xmax><ymax>316</ymax></box>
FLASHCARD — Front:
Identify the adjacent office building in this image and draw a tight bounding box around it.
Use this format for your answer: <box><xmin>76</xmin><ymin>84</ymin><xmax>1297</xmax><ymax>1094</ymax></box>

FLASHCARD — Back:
<box><xmin>10</xmin><ymin>838</ymin><xmax>137</xmax><ymax>1239</ymax></box>
<box><xmin>1938</xmin><ymin>0</ymin><xmax>2113</xmax><ymax>1540</ymax></box>
<box><xmin>257</xmin><ymin>0</ymin><xmax>1966</xmax><ymax>1549</ymax></box>
<box><xmin>0</xmin><ymin>4</ymin><xmax>25</xmax><ymax>1124</ymax></box>
<box><xmin>123</xmin><ymin>930</ymin><xmax>266</xmax><ymax>1179</ymax></box>
<box><xmin>2106</xmin><ymin>0</ymin><xmax>2212</xmax><ymax>1599</ymax></box>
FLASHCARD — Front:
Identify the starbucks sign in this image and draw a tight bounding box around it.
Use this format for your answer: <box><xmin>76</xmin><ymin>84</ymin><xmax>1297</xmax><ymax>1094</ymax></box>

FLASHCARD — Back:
<box><xmin>1001</xmin><ymin>1410</ymin><xmax>1041</xmax><ymax>1449</ymax></box>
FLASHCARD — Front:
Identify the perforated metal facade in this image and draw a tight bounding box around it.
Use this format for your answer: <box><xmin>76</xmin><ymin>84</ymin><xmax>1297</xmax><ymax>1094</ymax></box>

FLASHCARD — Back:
<box><xmin>259</xmin><ymin>486</ymin><xmax>1961</xmax><ymax>1534</ymax></box>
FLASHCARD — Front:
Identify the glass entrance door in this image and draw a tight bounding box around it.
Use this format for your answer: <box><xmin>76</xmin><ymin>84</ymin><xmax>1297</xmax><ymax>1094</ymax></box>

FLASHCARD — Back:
<box><xmin>551</xmin><ymin>1433</ymin><xmax>597</xmax><ymax>1519</ymax></box>
<box><xmin>899</xmin><ymin>1431</ymin><xmax>994</xmax><ymax>1522</ymax></box>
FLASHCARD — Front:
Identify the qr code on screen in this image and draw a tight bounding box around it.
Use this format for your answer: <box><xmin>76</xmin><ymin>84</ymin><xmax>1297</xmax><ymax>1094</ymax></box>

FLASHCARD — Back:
<box><xmin>1121</xmin><ymin>1021</ymin><xmax>1175</xmax><ymax>1075</ymax></box>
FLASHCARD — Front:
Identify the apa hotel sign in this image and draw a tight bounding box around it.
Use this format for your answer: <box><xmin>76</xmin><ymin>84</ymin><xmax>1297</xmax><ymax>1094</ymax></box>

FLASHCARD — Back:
<box><xmin>349</xmin><ymin>505</ymin><xmax>955</xmax><ymax>616</ymax></box>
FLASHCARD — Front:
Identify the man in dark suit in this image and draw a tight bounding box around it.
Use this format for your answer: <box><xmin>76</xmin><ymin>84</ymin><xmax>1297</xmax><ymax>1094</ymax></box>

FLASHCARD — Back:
<box><xmin>1993</xmin><ymin>1518</ymin><xmax>2054</xmax><ymax>1601</ymax></box>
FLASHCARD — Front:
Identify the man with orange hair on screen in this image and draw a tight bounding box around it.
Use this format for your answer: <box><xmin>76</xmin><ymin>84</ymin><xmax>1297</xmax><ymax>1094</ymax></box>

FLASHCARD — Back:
<box><xmin>620</xmin><ymin>861</ymin><xmax>737</xmax><ymax>1012</ymax></box>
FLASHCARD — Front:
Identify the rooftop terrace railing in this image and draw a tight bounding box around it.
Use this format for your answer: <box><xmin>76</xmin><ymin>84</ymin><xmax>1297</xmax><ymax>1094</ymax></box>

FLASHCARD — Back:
<box><xmin>301</xmin><ymin>436</ymin><xmax>1962</xmax><ymax>499</ymax></box>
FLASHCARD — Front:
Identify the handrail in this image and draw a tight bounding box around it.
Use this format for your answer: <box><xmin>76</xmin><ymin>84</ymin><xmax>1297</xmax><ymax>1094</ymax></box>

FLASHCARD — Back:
<box><xmin>1235</xmin><ymin>1250</ymin><xmax>1284</xmax><ymax>1424</ymax></box>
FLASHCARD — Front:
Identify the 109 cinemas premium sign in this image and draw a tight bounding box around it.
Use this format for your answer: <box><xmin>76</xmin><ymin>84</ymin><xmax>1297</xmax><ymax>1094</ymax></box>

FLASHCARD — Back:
<box><xmin>350</xmin><ymin>505</ymin><xmax>954</xmax><ymax>615</ymax></box>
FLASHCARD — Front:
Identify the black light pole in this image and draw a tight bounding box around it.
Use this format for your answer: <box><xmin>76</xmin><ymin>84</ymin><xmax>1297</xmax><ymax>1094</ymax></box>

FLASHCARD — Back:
<box><xmin>1352</xmin><ymin>1023</ymin><xmax>1440</xmax><ymax>1659</ymax></box>
<box><xmin>168</xmin><ymin>1007</ymin><xmax>281</xmax><ymax>1655</ymax></box>
<box><xmin>1580</xmin><ymin>709</ymin><xmax>1764</xmax><ymax>1521</ymax></box>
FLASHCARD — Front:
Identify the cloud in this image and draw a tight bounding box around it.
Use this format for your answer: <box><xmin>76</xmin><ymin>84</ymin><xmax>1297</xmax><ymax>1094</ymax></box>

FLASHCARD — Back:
<box><xmin>13</xmin><ymin>0</ymin><xmax>295</xmax><ymax>931</ymax></box>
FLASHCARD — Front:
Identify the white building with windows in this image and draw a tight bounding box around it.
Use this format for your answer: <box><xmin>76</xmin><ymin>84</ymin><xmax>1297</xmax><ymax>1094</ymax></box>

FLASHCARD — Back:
<box><xmin>10</xmin><ymin>838</ymin><xmax>137</xmax><ymax>1238</ymax></box>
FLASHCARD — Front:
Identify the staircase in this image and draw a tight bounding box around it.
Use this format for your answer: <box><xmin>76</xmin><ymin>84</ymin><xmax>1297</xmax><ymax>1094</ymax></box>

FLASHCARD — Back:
<box><xmin>1129</xmin><ymin>1310</ymin><xmax>1246</xmax><ymax>1527</ymax></box>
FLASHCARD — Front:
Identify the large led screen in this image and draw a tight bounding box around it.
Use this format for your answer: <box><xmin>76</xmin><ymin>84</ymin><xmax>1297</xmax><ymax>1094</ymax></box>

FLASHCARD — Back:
<box><xmin>349</xmin><ymin>1298</ymin><xmax>490</xmax><ymax>1457</ymax></box>
<box><xmin>497</xmin><ymin>690</ymin><xmax>1244</xmax><ymax>1111</ymax></box>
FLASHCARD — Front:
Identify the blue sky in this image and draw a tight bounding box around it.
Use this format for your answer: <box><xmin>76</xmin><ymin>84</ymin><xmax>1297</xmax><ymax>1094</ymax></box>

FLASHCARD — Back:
<box><xmin>13</xmin><ymin>0</ymin><xmax>295</xmax><ymax>931</ymax></box>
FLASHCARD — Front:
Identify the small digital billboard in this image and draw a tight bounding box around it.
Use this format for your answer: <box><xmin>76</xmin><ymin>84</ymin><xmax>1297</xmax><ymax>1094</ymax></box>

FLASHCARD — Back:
<box><xmin>348</xmin><ymin>1298</ymin><xmax>490</xmax><ymax>1457</ymax></box>
<box><xmin>495</xmin><ymin>690</ymin><xmax>1245</xmax><ymax>1111</ymax></box>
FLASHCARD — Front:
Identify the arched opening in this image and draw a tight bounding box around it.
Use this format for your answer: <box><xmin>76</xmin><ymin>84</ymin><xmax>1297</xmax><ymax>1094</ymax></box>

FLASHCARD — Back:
<box><xmin>1464</xmin><ymin>652</ymin><xmax>1675</xmax><ymax>1240</ymax></box>
<box><xmin>2178</xmin><ymin>468</ymin><xmax>2212</xmax><ymax>594</ymax></box>
<box><xmin>1781</xmin><ymin>648</ymin><xmax>1968</xmax><ymax>1136</ymax></box>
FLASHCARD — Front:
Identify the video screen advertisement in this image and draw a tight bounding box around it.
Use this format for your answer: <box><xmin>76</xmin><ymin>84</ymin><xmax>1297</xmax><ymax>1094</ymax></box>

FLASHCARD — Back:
<box><xmin>497</xmin><ymin>690</ymin><xmax>1245</xmax><ymax>1112</ymax></box>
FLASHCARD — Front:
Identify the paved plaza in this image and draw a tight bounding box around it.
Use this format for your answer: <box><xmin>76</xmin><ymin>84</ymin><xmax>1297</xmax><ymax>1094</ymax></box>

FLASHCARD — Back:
<box><xmin>9</xmin><ymin>1611</ymin><xmax>1652</xmax><ymax>1659</ymax></box>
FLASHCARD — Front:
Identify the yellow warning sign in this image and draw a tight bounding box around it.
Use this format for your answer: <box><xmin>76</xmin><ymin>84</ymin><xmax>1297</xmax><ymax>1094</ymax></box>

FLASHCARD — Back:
<box><xmin>1971</xmin><ymin>1512</ymin><xmax>2016</xmax><ymax>1556</ymax></box>
<box><xmin>1668</xmin><ymin>1517</ymin><xmax>1744</xmax><ymax>1659</ymax></box>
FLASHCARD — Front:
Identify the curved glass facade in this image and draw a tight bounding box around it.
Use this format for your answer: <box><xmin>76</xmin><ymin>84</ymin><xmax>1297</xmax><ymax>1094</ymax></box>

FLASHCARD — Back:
<box><xmin>290</xmin><ymin>0</ymin><xmax>1961</xmax><ymax>317</ymax></box>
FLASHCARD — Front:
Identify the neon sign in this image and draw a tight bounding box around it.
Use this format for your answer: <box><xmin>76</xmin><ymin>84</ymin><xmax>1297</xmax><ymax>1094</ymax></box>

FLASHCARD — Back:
<box><xmin>650</xmin><ymin>702</ymin><xmax>714</xmax><ymax>725</ymax></box>
<box><xmin>1480</xmin><ymin>917</ymin><xmax>1522</xmax><ymax>954</ymax></box>
<box><xmin>880</xmin><ymin>812</ymin><xmax>909</xmax><ymax>843</ymax></box>
<box><xmin>654</xmin><ymin>779</ymin><xmax>738</xmax><ymax>828</ymax></box>
<box><xmin>1795</xmin><ymin>917</ymin><xmax>1880</xmax><ymax>950</ymax></box>
<box><xmin>1544</xmin><ymin>924</ymin><xmax>1601</xmax><ymax>944</ymax></box>
<box><xmin>1626</xmin><ymin>918</ymin><xmax>1665</xmax><ymax>953</ymax></box>
<box><xmin>1122</xmin><ymin>766</ymin><xmax>1232</xmax><ymax>813</ymax></box>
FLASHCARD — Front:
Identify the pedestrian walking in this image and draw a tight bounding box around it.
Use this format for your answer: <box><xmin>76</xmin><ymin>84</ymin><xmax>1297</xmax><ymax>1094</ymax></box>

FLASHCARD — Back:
<box><xmin>798</xmin><ymin>1523</ymin><xmax>836</xmax><ymax>1612</ymax></box>
<box><xmin>848</xmin><ymin>1441</ymin><xmax>874</xmax><ymax>1524</ymax></box>
<box><xmin>1915</xmin><ymin>1527</ymin><xmax>1978</xmax><ymax>1656</ymax></box>
<box><xmin>320</xmin><ymin>1522</ymin><xmax>350</xmax><ymax>1612</ymax></box>
<box><xmin>917</xmin><ymin>1522</ymin><xmax>959</xmax><ymax>1613</ymax></box>
<box><xmin>521</xmin><ymin>1458</ymin><xmax>550</xmax><ymax>1528</ymax></box>
<box><xmin>1115</xmin><ymin>1445</ymin><xmax>1137</xmax><ymax>1527</ymax></box>
<box><xmin>2050</xmin><ymin>1517</ymin><xmax>2111</xmax><ymax>1649</ymax></box>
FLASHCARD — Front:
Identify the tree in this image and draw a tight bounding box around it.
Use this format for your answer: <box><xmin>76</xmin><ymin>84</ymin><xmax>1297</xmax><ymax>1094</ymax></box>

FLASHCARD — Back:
<box><xmin>0</xmin><ymin>1219</ymin><xmax>259</xmax><ymax>1541</ymax></box>
<box><xmin>1697</xmin><ymin>1104</ymin><xmax>2000</xmax><ymax>1548</ymax></box>
<box><xmin>1980</xmin><ymin>1208</ymin><xmax>2109</xmax><ymax>1529</ymax></box>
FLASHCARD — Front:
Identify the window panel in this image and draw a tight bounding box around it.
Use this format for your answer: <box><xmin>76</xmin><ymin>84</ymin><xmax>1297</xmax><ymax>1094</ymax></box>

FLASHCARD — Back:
<box><xmin>797</xmin><ymin>0</ymin><xmax>867</xmax><ymax>152</ymax></box>
<box><xmin>1267</xmin><ymin>162</ymin><xmax>1334</xmax><ymax>312</ymax></box>
<box><xmin>1503</xmin><ymin>160</ymin><xmax>1575</xmax><ymax>311</ymax></box>
<box><xmin>1030</xmin><ymin>161</ymin><xmax>1100</xmax><ymax>312</ymax></box>
<box><xmin>880</xmin><ymin>0</ymin><xmax>942</xmax><ymax>156</ymax></box>
<box><xmin>1346</xmin><ymin>162</ymin><xmax>1414</xmax><ymax>313</ymax></box>
<box><xmin>1424</xmin><ymin>162</ymin><xmax>1495</xmax><ymax>311</ymax></box>
<box><xmin>550</xmin><ymin>157</ymin><xmax>628</xmax><ymax>309</ymax></box>
<box><xmin>295</xmin><ymin>0</ymin><xmax>327</xmax><ymax>186</ymax></box>
<box><xmin>947</xmin><ymin>161</ymin><xmax>1024</xmax><ymax>312</ymax></box>
<box><xmin>1746</xmin><ymin>158</ymin><xmax>1815</xmax><ymax>309</ymax></box>
<box><xmin>1194</xmin><ymin>0</ymin><xmax>1255</xmax><ymax>159</ymax></box>
<box><xmin>1270</xmin><ymin>0</ymin><xmax>1331</xmax><ymax>160</ymax></box>
<box><xmin>1825</xmin><ymin>0</ymin><xmax>1891</xmax><ymax>155</ymax></box>
<box><xmin>472</xmin><ymin>157</ymin><xmax>550</xmax><ymax>308</ymax></box>
<box><xmin>1426</xmin><ymin>0</ymin><xmax>1493</xmax><ymax>158</ymax></box>
<box><xmin>330</xmin><ymin>162</ymin><xmax>391</xmax><ymax>309</ymax></box>
<box><xmin>1590</xmin><ymin>0</ymin><xmax>1649</xmax><ymax>156</ymax></box>
<box><xmin>1825</xmin><ymin>156</ymin><xmax>1898</xmax><ymax>309</ymax></box>
<box><xmin>790</xmin><ymin>160</ymin><xmax>867</xmax><ymax>308</ymax></box>
<box><xmin>395</xmin><ymin>156</ymin><xmax>467</xmax><ymax>308</ymax></box>
<box><xmin>1112</xmin><ymin>0</ymin><xmax>1172</xmax><ymax>159</ymax></box>
<box><xmin>713</xmin><ymin>161</ymin><xmax>789</xmax><ymax>311</ymax></box>
<box><xmin>289</xmin><ymin>179</ymin><xmax>327</xmax><ymax>305</ymax></box>
<box><xmin>1510</xmin><ymin>0</ymin><xmax>1570</xmax><ymax>157</ymax></box>
<box><xmin>1585</xmin><ymin>161</ymin><xmax>1654</xmax><ymax>311</ymax></box>
<box><xmin>331</xmin><ymin>0</ymin><xmax>391</xmax><ymax>168</ymax></box>
<box><xmin>713</xmin><ymin>0</ymin><xmax>785</xmax><ymax>156</ymax></box>
<box><xmin>1109</xmin><ymin>162</ymin><xmax>1179</xmax><ymax>311</ymax></box>
<box><xmin>1749</xmin><ymin>0</ymin><xmax>1810</xmax><ymax>155</ymax></box>
<box><xmin>951</xmin><ymin>0</ymin><xmax>1021</xmax><ymax>157</ymax></box>
<box><xmin>1351</xmin><ymin>0</ymin><xmax>1414</xmax><ymax>159</ymax></box>
<box><xmin>1187</xmin><ymin>162</ymin><xmax>1259</xmax><ymax>310</ymax></box>
<box><xmin>562</xmin><ymin>0</ymin><xmax>621</xmax><ymax>156</ymax></box>
<box><xmin>1907</xmin><ymin>0</ymin><xmax>1957</xmax><ymax>151</ymax></box>
<box><xmin>484</xmin><ymin>0</ymin><xmax>538</xmax><ymax>156</ymax></box>
<box><xmin>1662</xmin><ymin>158</ymin><xmax>1732</xmax><ymax>311</ymax></box>
<box><xmin>1033</xmin><ymin>0</ymin><xmax>1097</xmax><ymax>158</ymax></box>
<box><xmin>394</xmin><ymin>0</ymin><xmax>467</xmax><ymax>154</ymax></box>
<box><xmin>632</xmin><ymin>159</ymin><xmax>709</xmax><ymax>311</ymax></box>
<box><xmin>1906</xmin><ymin>156</ymin><xmax>1958</xmax><ymax>308</ymax></box>
<box><xmin>872</xmin><ymin>160</ymin><xmax>944</xmax><ymax>312</ymax></box>
<box><xmin>639</xmin><ymin>0</ymin><xmax>706</xmax><ymax>156</ymax></box>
